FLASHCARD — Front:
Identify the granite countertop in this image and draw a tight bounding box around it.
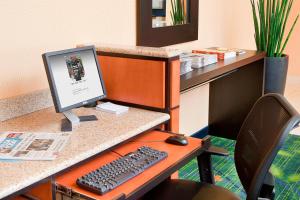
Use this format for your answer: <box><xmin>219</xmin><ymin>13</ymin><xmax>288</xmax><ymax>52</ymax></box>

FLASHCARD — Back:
<box><xmin>0</xmin><ymin>107</ymin><xmax>169</xmax><ymax>198</ymax></box>
<box><xmin>80</xmin><ymin>43</ymin><xmax>183</xmax><ymax>58</ymax></box>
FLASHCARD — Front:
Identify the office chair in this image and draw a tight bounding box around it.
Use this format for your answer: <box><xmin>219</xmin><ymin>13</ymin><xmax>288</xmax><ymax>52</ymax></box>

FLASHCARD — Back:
<box><xmin>144</xmin><ymin>94</ymin><xmax>300</xmax><ymax>200</ymax></box>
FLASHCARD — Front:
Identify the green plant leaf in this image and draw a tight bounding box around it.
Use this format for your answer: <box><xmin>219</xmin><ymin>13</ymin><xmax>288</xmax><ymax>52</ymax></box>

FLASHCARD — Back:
<box><xmin>171</xmin><ymin>0</ymin><xmax>176</xmax><ymax>25</ymax></box>
<box><xmin>280</xmin><ymin>14</ymin><xmax>299</xmax><ymax>55</ymax></box>
<box><xmin>251</xmin><ymin>0</ymin><xmax>261</xmax><ymax>50</ymax></box>
<box><xmin>250</xmin><ymin>0</ymin><xmax>299</xmax><ymax>57</ymax></box>
<box><xmin>170</xmin><ymin>0</ymin><xmax>186</xmax><ymax>25</ymax></box>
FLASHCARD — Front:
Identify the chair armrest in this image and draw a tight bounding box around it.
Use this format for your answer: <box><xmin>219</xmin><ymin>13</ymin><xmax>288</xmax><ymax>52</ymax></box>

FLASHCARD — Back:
<box><xmin>201</xmin><ymin>136</ymin><xmax>229</xmax><ymax>156</ymax></box>
<box><xmin>205</xmin><ymin>145</ymin><xmax>229</xmax><ymax>157</ymax></box>
<box><xmin>197</xmin><ymin>136</ymin><xmax>229</xmax><ymax>184</ymax></box>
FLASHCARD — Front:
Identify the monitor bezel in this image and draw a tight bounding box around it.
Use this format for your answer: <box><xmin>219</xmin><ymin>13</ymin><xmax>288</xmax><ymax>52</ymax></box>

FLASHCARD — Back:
<box><xmin>42</xmin><ymin>46</ymin><xmax>107</xmax><ymax>113</ymax></box>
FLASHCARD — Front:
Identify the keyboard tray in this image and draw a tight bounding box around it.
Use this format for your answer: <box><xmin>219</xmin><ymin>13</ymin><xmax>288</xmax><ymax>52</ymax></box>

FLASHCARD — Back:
<box><xmin>55</xmin><ymin>131</ymin><xmax>202</xmax><ymax>200</ymax></box>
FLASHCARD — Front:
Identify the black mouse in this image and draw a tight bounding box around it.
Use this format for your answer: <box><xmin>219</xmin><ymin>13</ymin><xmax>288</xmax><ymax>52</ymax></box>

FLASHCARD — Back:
<box><xmin>165</xmin><ymin>135</ymin><xmax>188</xmax><ymax>146</ymax></box>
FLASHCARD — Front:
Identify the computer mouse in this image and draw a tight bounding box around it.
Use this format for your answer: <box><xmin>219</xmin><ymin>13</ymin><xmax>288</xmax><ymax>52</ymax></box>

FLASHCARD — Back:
<box><xmin>165</xmin><ymin>135</ymin><xmax>188</xmax><ymax>146</ymax></box>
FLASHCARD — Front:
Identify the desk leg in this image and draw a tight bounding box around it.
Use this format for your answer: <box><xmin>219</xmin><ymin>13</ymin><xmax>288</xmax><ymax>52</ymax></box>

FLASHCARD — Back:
<box><xmin>197</xmin><ymin>152</ymin><xmax>215</xmax><ymax>184</ymax></box>
<box><xmin>208</xmin><ymin>59</ymin><xmax>264</xmax><ymax>140</ymax></box>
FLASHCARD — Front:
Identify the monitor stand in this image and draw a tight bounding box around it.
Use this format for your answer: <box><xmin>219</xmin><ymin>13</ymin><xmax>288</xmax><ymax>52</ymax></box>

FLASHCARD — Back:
<box><xmin>61</xmin><ymin>110</ymin><xmax>98</xmax><ymax>132</ymax></box>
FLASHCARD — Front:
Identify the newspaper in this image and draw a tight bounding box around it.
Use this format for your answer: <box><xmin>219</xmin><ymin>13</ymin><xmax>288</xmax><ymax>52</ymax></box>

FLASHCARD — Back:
<box><xmin>0</xmin><ymin>131</ymin><xmax>71</xmax><ymax>161</ymax></box>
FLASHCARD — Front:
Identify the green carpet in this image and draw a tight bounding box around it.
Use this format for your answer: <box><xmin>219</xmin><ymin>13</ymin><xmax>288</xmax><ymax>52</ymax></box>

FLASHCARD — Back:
<box><xmin>179</xmin><ymin>134</ymin><xmax>300</xmax><ymax>199</ymax></box>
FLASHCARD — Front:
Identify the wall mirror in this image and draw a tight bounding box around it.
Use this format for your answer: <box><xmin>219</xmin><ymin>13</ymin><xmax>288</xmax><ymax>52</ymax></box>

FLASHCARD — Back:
<box><xmin>152</xmin><ymin>0</ymin><xmax>190</xmax><ymax>28</ymax></box>
<box><xmin>137</xmin><ymin>0</ymin><xmax>198</xmax><ymax>47</ymax></box>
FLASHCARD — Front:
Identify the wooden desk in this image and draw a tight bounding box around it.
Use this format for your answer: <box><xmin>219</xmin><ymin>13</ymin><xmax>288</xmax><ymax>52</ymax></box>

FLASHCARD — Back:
<box><xmin>55</xmin><ymin>131</ymin><xmax>203</xmax><ymax>200</ymax></box>
<box><xmin>0</xmin><ymin>107</ymin><xmax>169</xmax><ymax>199</ymax></box>
<box><xmin>92</xmin><ymin>46</ymin><xmax>266</xmax><ymax>140</ymax></box>
<box><xmin>180</xmin><ymin>51</ymin><xmax>266</xmax><ymax>139</ymax></box>
<box><xmin>180</xmin><ymin>51</ymin><xmax>265</xmax><ymax>91</ymax></box>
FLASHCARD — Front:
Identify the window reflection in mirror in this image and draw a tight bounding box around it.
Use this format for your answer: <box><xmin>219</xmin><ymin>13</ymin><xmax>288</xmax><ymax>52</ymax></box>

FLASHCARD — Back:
<box><xmin>152</xmin><ymin>0</ymin><xmax>190</xmax><ymax>28</ymax></box>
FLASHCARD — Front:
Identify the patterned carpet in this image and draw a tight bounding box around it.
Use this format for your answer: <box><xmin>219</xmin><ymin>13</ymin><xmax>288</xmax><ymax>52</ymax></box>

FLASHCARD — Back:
<box><xmin>179</xmin><ymin>134</ymin><xmax>300</xmax><ymax>199</ymax></box>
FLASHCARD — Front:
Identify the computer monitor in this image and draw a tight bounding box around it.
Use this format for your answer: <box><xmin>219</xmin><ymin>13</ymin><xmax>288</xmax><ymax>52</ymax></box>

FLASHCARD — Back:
<box><xmin>42</xmin><ymin>46</ymin><xmax>106</xmax><ymax>131</ymax></box>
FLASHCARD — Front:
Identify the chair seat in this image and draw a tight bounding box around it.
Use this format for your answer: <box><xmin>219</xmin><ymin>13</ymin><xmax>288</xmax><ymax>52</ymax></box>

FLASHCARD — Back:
<box><xmin>143</xmin><ymin>179</ymin><xmax>240</xmax><ymax>200</ymax></box>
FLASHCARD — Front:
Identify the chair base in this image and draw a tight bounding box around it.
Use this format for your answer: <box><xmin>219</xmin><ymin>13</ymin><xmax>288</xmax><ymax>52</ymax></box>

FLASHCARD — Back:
<box><xmin>260</xmin><ymin>184</ymin><xmax>275</xmax><ymax>200</ymax></box>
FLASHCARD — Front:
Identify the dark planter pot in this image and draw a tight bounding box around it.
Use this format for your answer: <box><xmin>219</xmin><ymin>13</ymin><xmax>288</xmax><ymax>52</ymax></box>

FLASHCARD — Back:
<box><xmin>264</xmin><ymin>55</ymin><xmax>289</xmax><ymax>95</ymax></box>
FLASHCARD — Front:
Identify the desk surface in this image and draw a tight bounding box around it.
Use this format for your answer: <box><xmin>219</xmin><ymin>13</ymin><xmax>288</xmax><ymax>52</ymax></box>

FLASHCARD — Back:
<box><xmin>0</xmin><ymin>107</ymin><xmax>169</xmax><ymax>199</ymax></box>
<box><xmin>56</xmin><ymin>131</ymin><xmax>203</xmax><ymax>200</ymax></box>
<box><xmin>83</xmin><ymin>43</ymin><xmax>183</xmax><ymax>58</ymax></box>
<box><xmin>180</xmin><ymin>50</ymin><xmax>266</xmax><ymax>92</ymax></box>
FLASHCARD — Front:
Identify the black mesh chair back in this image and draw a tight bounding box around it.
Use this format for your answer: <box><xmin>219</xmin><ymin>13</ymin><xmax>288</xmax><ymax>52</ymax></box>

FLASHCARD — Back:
<box><xmin>234</xmin><ymin>94</ymin><xmax>300</xmax><ymax>200</ymax></box>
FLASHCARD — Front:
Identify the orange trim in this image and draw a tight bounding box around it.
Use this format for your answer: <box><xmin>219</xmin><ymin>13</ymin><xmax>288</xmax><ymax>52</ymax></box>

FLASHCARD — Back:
<box><xmin>170</xmin><ymin>60</ymin><xmax>180</xmax><ymax>108</ymax></box>
<box><xmin>98</xmin><ymin>56</ymin><xmax>166</xmax><ymax>109</ymax></box>
<box><xmin>171</xmin><ymin>171</ymin><xmax>179</xmax><ymax>179</ymax></box>
<box><xmin>55</xmin><ymin>131</ymin><xmax>202</xmax><ymax>200</ymax></box>
<box><xmin>170</xmin><ymin>108</ymin><xmax>180</xmax><ymax>133</ymax></box>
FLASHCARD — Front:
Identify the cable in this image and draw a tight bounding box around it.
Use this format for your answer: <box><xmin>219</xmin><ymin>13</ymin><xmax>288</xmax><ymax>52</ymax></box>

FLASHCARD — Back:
<box><xmin>111</xmin><ymin>150</ymin><xmax>124</xmax><ymax>157</ymax></box>
<box><xmin>129</xmin><ymin>140</ymin><xmax>165</xmax><ymax>143</ymax></box>
<box><xmin>110</xmin><ymin>140</ymin><xmax>164</xmax><ymax>157</ymax></box>
<box><xmin>20</xmin><ymin>194</ymin><xmax>40</xmax><ymax>200</ymax></box>
<box><xmin>111</xmin><ymin>140</ymin><xmax>165</xmax><ymax>157</ymax></box>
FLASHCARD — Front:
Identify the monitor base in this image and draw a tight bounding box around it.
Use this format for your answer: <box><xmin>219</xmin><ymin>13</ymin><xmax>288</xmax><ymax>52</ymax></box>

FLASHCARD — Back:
<box><xmin>61</xmin><ymin>111</ymin><xmax>98</xmax><ymax>132</ymax></box>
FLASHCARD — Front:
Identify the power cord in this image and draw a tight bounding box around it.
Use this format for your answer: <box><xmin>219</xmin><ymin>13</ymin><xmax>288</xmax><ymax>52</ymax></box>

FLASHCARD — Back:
<box><xmin>129</xmin><ymin>140</ymin><xmax>165</xmax><ymax>143</ymax></box>
<box><xmin>111</xmin><ymin>150</ymin><xmax>124</xmax><ymax>157</ymax></box>
<box><xmin>20</xmin><ymin>194</ymin><xmax>40</xmax><ymax>200</ymax></box>
<box><xmin>111</xmin><ymin>140</ymin><xmax>165</xmax><ymax>157</ymax></box>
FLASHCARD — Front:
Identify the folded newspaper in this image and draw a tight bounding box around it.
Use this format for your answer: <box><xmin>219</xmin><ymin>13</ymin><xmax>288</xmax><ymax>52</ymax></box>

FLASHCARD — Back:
<box><xmin>0</xmin><ymin>131</ymin><xmax>71</xmax><ymax>161</ymax></box>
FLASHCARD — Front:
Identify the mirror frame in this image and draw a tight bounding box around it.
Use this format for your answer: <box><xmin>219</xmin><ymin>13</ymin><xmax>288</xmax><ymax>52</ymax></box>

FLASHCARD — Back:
<box><xmin>137</xmin><ymin>0</ymin><xmax>199</xmax><ymax>47</ymax></box>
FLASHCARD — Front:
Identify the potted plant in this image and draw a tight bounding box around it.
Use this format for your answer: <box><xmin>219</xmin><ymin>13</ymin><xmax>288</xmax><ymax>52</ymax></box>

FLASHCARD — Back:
<box><xmin>251</xmin><ymin>0</ymin><xmax>299</xmax><ymax>94</ymax></box>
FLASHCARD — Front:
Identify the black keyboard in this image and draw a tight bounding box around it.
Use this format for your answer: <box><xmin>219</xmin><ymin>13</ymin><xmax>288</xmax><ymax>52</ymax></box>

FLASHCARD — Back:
<box><xmin>76</xmin><ymin>146</ymin><xmax>168</xmax><ymax>195</ymax></box>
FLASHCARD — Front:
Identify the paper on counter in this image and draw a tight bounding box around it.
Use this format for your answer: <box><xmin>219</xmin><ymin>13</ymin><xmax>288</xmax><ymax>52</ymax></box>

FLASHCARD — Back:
<box><xmin>96</xmin><ymin>102</ymin><xmax>129</xmax><ymax>115</ymax></box>
<box><xmin>0</xmin><ymin>131</ymin><xmax>71</xmax><ymax>161</ymax></box>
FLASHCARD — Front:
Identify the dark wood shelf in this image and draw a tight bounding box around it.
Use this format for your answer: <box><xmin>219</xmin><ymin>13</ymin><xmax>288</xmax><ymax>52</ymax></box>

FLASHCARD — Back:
<box><xmin>180</xmin><ymin>50</ymin><xmax>266</xmax><ymax>92</ymax></box>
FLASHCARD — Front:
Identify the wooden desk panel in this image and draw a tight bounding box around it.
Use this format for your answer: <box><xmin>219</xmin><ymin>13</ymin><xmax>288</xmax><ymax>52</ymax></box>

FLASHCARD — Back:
<box><xmin>209</xmin><ymin>59</ymin><xmax>265</xmax><ymax>139</ymax></box>
<box><xmin>99</xmin><ymin>56</ymin><xmax>166</xmax><ymax>109</ymax></box>
<box><xmin>96</xmin><ymin>52</ymin><xmax>181</xmax><ymax>133</ymax></box>
<box><xmin>180</xmin><ymin>51</ymin><xmax>266</xmax><ymax>92</ymax></box>
<box><xmin>55</xmin><ymin>131</ymin><xmax>202</xmax><ymax>200</ymax></box>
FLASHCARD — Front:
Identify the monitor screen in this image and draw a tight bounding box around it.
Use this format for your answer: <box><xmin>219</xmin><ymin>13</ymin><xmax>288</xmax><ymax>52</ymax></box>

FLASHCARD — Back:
<box><xmin>43</xmin><ymin>46</ymin><xmax>106</xmax><ymax>113</ymax></box>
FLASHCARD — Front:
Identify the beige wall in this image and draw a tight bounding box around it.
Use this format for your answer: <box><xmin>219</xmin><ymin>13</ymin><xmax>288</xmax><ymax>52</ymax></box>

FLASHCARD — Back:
<box><xmin>228</xmin><ymin>0</ymin><xmax>300</xmax><ymax>75</ymax></box>
<box><xmin>1</xmin><ymin>0</ymin><xmax>298</xmax><ymax>100</ymax></box>
<box><xmin>285</xmin><ymin>0</ymin><xmax>300</xmax><ymax>75</ymax></box>
<box><xmin>0</xmin><ymin>0</ymin><xmax>137</xmax><ymax>99</ymax></box>
<box><xmin>0</xmin><ymin>0</ymin><xmax>238</xmax><ymax>99</ymax></box>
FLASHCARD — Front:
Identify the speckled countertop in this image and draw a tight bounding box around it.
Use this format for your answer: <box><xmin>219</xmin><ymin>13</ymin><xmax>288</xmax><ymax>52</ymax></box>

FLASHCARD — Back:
<box><xmin>79</xmin><ymin>43</ymin><xmax>183</xmax><ymax>58</ymax></box>
<box><xmin>0</xmin><ymin>107</ymin><xmax>169</xmax><ymax>198</ymax></box>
